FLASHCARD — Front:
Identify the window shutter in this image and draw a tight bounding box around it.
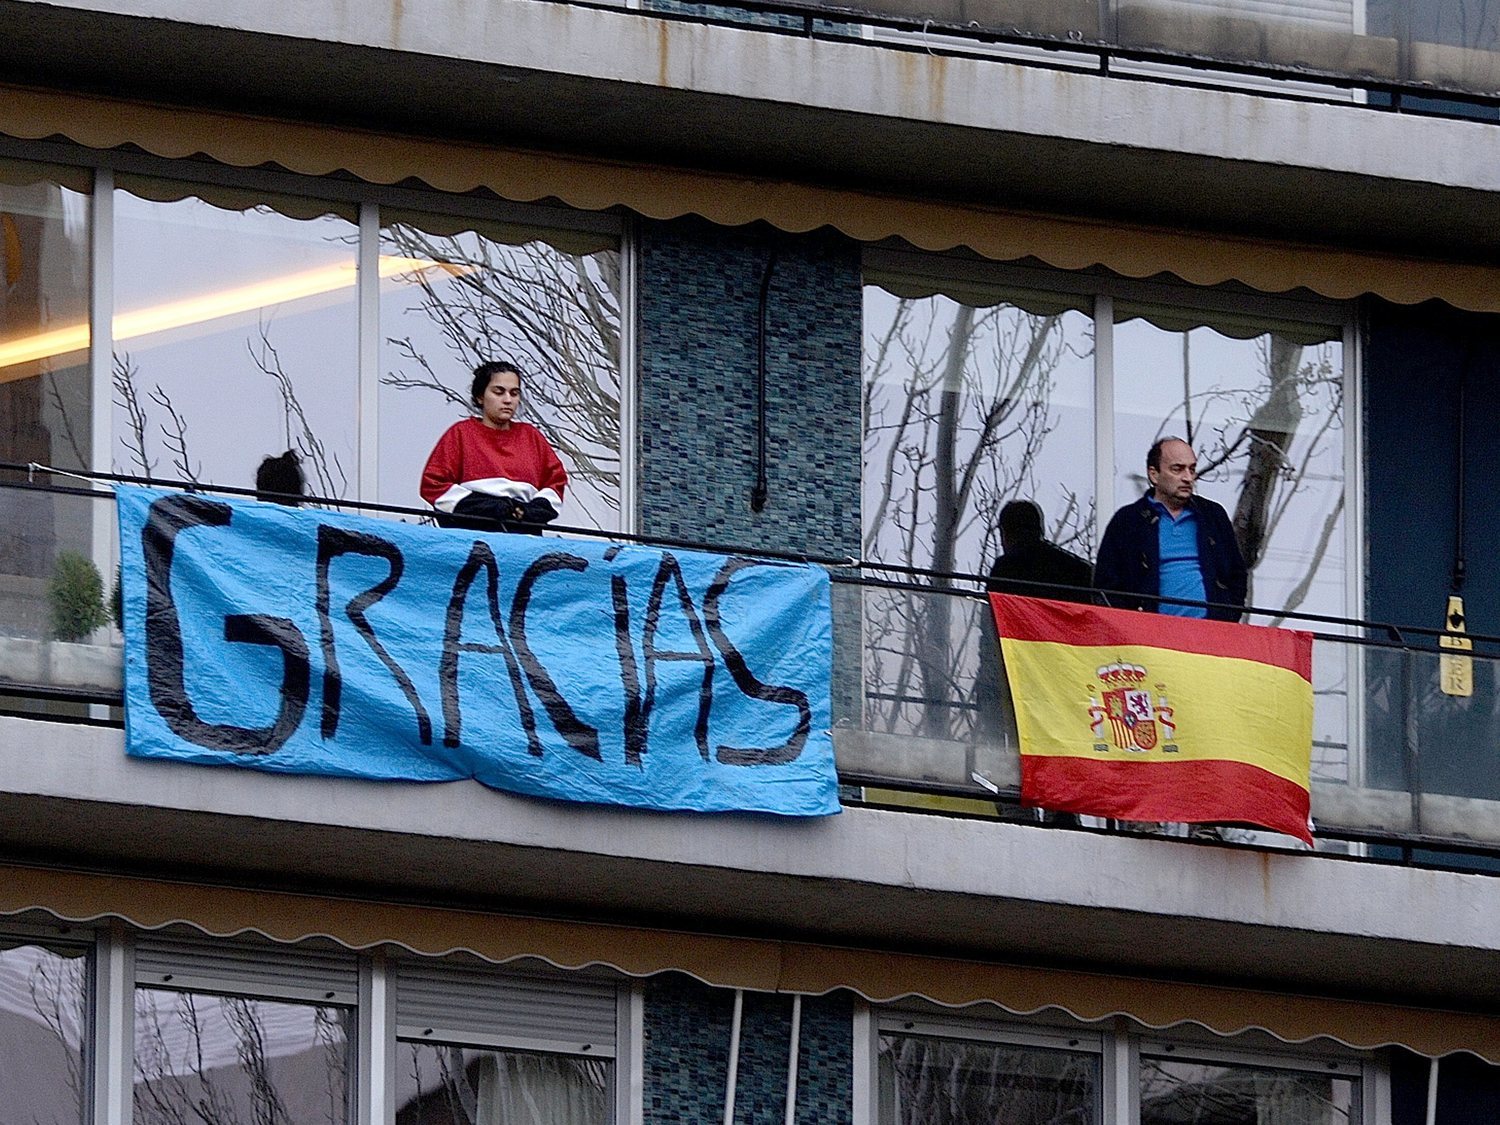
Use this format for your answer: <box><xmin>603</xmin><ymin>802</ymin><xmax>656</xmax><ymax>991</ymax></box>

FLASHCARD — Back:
<box><xmin>133</xmin><ymin>935</ymin><xmax>359</xmax><ymax>1005</ymax></box>
<box><xmin>396</xmin><ymin>961</ymin><xmax>617</xmax><ymax>1056</ymax></box>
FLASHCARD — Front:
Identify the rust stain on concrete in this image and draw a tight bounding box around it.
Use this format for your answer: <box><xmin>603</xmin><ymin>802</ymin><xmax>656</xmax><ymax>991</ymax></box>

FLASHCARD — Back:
<box><xmin>927</xmin><ymin>51</ymin><xmax>947</xmax><ymax>117</ymax></box>
<box><xmin>894</xmin><ymin>48</ymin><xmax>947</xmax><ymax>118</ymax></box>
<box><xmin>658</xmin><ymin>20</ymin><xmax>673</xmax><ymax>87</ymax></box>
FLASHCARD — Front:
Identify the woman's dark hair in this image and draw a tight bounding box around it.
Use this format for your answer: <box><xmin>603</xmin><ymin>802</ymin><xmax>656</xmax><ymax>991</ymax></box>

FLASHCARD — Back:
<box><xmin>255</xmin><ymin>450</ymin><xmax>305</xmax><ymax>506</ymax></box>
<box><xmin>470</xmin><ymin>361</ymin><xmax>523</xmax><ymax>408</ymax></box>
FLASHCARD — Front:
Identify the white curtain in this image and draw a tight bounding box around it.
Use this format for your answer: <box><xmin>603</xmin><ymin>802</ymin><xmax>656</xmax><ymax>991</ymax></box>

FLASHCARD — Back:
<box><xmin>472</xmin><ymin>1051</ymin><xmax>608</xmax><ymax>1125</ymax></box>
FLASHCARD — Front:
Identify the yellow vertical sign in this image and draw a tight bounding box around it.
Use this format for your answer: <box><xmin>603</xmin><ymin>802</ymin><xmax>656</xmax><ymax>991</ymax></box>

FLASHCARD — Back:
<box><xmin>1440</xmin><ymin>595</ymin><xmax>1473</xmax><ymax>698</ymax></box>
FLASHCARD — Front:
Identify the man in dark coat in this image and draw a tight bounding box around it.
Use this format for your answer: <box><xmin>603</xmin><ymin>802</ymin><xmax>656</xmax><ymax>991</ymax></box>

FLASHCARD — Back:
<box><xmin>1094</xmin><ymin>436</ymin><xmax>1248</xmax><ymax>622</ymax></box>
<box><xmin>977</xmin><ymin>500</ymin><xmax>1093</xmax><ymax>769</ymax></box>
<box><xmin>986</xmin><ymin>500</ymin><xmax>1093</xmax><ymax>603</ymax></box>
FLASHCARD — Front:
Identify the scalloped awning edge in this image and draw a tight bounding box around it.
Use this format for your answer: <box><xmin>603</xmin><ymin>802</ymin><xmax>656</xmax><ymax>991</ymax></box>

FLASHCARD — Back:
<box><xmin>3</xmin><ymin>862</ymin><xmax>1497</xmax><ymax>1063</ymax></box>
<box><xmin>3</xmin><ymin>82</ymin><xmax>1500</xmax><ymax>314</ymax></box>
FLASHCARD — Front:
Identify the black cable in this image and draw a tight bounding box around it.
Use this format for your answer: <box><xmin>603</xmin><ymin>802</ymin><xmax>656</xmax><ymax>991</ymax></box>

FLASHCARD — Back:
<box><xmin>1452</xmin><ymin>352</ymin><xmax>1468</xmax><ymax>596</ymax></box>
<box><xmin>751</xmin><ymin>237</ymin><xmax>778</xmax><ymax>513</ymax></box>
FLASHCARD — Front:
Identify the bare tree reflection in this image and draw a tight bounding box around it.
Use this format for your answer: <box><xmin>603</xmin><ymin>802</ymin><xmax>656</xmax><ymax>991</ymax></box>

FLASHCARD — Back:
<box><xmin>248</xmin><ymin>323</ymin><xmax>349</xmax><ymax>500</ymax></box>
<box><xmin>380</xmin><ymin>227</ymin><xmax>623</xmax><ymax>521</ymax></box>
<box><xmin>133</xmin><ymin>990</ymin><xmax>351</xmax><ymax>1125</ymax></box>
<box><xmin>1139</xmin><ymin>1056</ymin><xmax>1353</xmax><ymax>1125</ymax></box>
<box><xmin>1140</xmin><ymin>335</ymin><xmax>1344</xmax><ymax>623</ymax></box>
<box><xmin>862</xmin><ymin>295</ymin><xmax>1090</xmax><ymax>741</ymax></box>
<box><xmin>23</xmin><ymin>945</ymin><xmax>88</xmax><ymax>1122</ymax></box>
<box><xmin>880</xmin><ymin>1034</ymin><xmax>1096</xmax><ymax>1125</ymax></box>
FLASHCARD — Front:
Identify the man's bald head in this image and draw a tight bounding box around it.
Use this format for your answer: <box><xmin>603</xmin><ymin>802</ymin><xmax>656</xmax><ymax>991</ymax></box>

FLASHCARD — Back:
<box><xmin>1147</xmin><ymin>437</ymin><xmax>1197</xmax><ymax>514</ymax></box>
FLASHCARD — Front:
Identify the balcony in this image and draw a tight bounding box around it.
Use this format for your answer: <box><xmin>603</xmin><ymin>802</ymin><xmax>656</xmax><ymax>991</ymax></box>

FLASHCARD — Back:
<box><xmin>16</xmin><ymin>470</ymin><xmax>1500</xmax><ymax>1012</ymax></box>
<box><xmin>3</xmin><ymin>473</ymin><xmax>1497</xmax><ymax>865</ymax></box>
<box><xmin>7</xmin><ymin>0</ymin><xmax>1500</xmax><ymax>279</ymax></box>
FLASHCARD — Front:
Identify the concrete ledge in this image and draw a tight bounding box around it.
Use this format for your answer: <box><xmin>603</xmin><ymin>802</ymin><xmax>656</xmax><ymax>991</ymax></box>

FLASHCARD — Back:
<box><xmin>5</xmin><ymin>0</ymin><xmax>1500</xmax><ymax>257</ymax></box>
<box><xmin>5</xmin><ymin>714</ymin><xmax>1500</xmax><ymax>1007</ymax></box>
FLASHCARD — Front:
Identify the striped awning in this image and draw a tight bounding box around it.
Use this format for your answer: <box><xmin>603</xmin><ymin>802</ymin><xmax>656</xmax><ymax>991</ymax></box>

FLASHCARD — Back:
<box><xmin>3</xmin><ymin>82</ymin><xmax>1500</xmax><ymax>313</ymax></box>
<box><xmin>3</xmin><ymin>862</ymin><xmax>1498</xmax><ymax>1063</ymax></box>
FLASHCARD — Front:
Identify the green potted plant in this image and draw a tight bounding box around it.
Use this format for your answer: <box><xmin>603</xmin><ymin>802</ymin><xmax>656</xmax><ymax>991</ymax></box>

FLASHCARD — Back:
<box><xmin>48</xmin><ymin>551</ymin><xmax>109</xmax><ymax>643</ymax></box>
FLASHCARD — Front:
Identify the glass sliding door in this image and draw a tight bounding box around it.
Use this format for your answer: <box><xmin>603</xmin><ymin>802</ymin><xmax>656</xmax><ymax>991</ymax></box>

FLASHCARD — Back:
<box><xmin>377</xmin><ymin>211</ymin><xmax>623</xmax><ymax>530</ymax></box>
<box><xmin>133</xmin><ymin>987</ymin><xmax>353</xmax><ymax>1125</ymax></box>
<box><xmin>0</xmin><ymin>159</ymin><xmax>92</xmax><ymax>640</ymax></box>
<box><xmin>861</xmin><ymin>279</ymin><xmax>1095</xmax><ymax>743</ymax></box>
<box><xmin>0</xmin><ymin>940</ymin><xmax>89</xmax><ymax>1124</ymax></box>
<box><xmin>111</xmin><ymin>178</ymin><xmax>360</xmax><ymax>501</ymax></box>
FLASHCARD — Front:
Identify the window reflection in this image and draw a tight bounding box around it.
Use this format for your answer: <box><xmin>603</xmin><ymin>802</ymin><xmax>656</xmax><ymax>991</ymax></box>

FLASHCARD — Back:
<box><xmin>133</xmin><ymin>988</ymin><xmax>352</xmax><ymax>1125</ymax></box>
<box><xmin>0</xmin><ymin>941</ymin><xmax>88</xmax><ymax>1124</ymax></box>
<box><xmin>1111</xmin><ymin>311</ymin><xmax>1346</xmax><ymax>620</ymax></box>
<box><xmin>378</xmin><ymin>212</ymin><xmax>623</xmax><ymax>530</ymax></box>
<box><xmin>395</xmin><ymin>1041</ymin><xmax>611</xmax><ymax>1125</ymax></box>
<box><xmin>861</xmin><ymin>283</ymin><xmax>1095</xmax><ymax>743</ymax></box>
<box><xmin>878</xmin><ymin>1032</ymin><xmax>1099</xmax><ymax>1125</ymax></box>
<box><xmin>1140</xmin><ymin>1056</ymin><xmax>1356</xmax><ymax>1125</ymax></box>
<box><xmin>112</xmin><ymin>179</ymin><xmax>360</xmax><ymax>499</ymax></box>
<box><xmin>0</xmin><ymin>160</ymin><xmax>92</xmax><ymax>640</ymax></box>
<box><xmin>1112</xmin><ymin>311</ymin><xmax>1349</xmax><ymax>785</ymax></box>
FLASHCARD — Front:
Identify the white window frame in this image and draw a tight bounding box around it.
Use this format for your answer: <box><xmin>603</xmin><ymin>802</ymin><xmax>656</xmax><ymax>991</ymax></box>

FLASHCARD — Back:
<box><xmin>858</xmin><ymin>245</ymin><xmax>1364</xmax><ymax>805</ymax></box>
<box><xmin>864</xmin><ymin>1001</ymin><xmax>1388</xmax><ymax>1125</ymax></box>
<box><xmin>126</xmin><ymin>932</ymin><xmax>362</xmax><ymax>1125</ymax></box>
<box><xmin>1136</xmin><ymin>1032</ymin><xmax>1387</xmax><ymax>1125</ymax></box>
<box><xmin>0</xmin><ymin>136</ymin><xmax>637</xmax><ymax>533</ymax></box>
<box><xmin>0</xmin><ymin>923</ymin><xmax>644</xmax><ymax>1125</ymax></box>
<box><xmin>872</xmin><ymin>1004</ymin><xmax>1108</xmax><ymax>1125</ymax></box>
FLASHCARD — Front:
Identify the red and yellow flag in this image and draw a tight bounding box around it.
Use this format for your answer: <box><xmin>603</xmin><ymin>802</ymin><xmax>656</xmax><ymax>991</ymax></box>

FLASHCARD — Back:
<box><xmin>990</xmin><ymin>594</ymin><xmax>1314</xmax><ymax>845</ymax></box>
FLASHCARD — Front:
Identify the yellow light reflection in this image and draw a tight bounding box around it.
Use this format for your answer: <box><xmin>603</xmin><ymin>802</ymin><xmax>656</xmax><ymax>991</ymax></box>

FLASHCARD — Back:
<box><xmin>0</xmin><ymin>255</ymin><xmax>465</xmax><ymax>377</ymax></box>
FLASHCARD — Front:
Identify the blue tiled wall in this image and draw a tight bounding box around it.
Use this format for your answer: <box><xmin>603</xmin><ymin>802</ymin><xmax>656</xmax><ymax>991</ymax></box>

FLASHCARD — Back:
<box><xmin>637</xmin><ymin>217</ymin><xmax>862</xmax><ymax>560</ymax></box>
<box><xmin>643</xmin><ymin>973</ymin><xmax>854</xmax><ymax>1125</ymax></box>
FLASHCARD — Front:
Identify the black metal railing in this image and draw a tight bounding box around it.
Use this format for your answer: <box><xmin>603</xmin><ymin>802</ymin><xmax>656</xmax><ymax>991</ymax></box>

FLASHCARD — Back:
<box><xmin>3</xmin><ymin>468</ymin><xmax>1498</xmax><ymax>863</ymax></box>
<box><xmin>590</xmin><ymin>0</ymin><xmax>1500</xmax><ymax>119</ymax></box>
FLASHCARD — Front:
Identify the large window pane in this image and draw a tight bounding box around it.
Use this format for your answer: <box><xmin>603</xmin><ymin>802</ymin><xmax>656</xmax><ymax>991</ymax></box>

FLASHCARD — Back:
<box><xmin>878</xmin><ymin>1032</ymin><xmax>1099</xmax><ymax>1125</ymax></box>
<box><xmin>112</xmin><ymin>179</ymin><xmax>359</xmax><ymax>499</ymax></box>
<box><xmin>1110</xmin><ymin>309</ymin><xmax>1356</xmax><ymax>786</ymax></box>
<box><xmin>396</xmin><ymin>1041</ymin><xmax>611</xmax><ymax>1125</ymax></box>
<box><xmin>1140</xmin><ymin>1055</ymin><xmax>1357</xmax><ymax>1125</ymax></box>
<box><xmin>0</xmin><ymin>160</ymin><xmax>92</xmax><ymax>638</ymax></box>
<box><xmin>0</xmin><ymin>941</ymin><xmax>88</xmax><ymax>1123</ymax></box>
<box><xmin>1112</xmin><ymin>311</ymin><xmax>1350</xmax><ymax>786</ymax></box>
<box><xmin>134</xmin><ymin>988</ymin><xmax>352</xmax><ymax>1125</ymax></box>
<box><xmin>378</xmin><ymin>212</ymin><xmax>622</xmax><ymax>530</ymax></box>
<box><xmin>1111</xmin><ymin>310</ymin><xmax>1346</xmax><ymax>621</ymax></box>
<box><xmin>862</xmin><ymin>283</ymin><xmax>1094</xmax><ymax>741</ymax></box>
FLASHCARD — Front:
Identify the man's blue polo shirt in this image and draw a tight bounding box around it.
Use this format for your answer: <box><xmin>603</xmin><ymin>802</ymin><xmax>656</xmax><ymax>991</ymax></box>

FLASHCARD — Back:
<box><xmin>1149</xmin><ymin>496</ymin><xmax>1206</xmax><ymax>618</ymax></box>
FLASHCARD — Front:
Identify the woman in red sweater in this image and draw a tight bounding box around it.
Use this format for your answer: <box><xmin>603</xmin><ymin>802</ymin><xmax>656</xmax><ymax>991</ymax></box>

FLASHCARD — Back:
<box><xmin>419</xmin><ymin>361</ymin><xmax>568</xmax><ymax>531</ymax></box>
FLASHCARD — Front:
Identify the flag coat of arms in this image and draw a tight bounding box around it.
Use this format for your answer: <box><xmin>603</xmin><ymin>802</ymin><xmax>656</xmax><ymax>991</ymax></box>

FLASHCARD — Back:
<box><xmin>990</xmin><ymin>594</ymin><xmax>1315</xmax><ymax>845</ymax></box>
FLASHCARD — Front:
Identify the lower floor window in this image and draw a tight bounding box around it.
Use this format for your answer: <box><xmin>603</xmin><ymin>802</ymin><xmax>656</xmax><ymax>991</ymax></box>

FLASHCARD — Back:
<box><xmin>133</xmin><ymin>988</ymin><xmax>353</xmax><ymax>1125</ymax></box>
<box><xmin>0</xmin><ymin>939</ymin><xmax>88</xmax><ymax>1125</ymax></box>
<box><xmin>879</xmin><ymin>1029</ymin><xmax>1100</xmax><ymax>1125</ymax></box>
<box><xmin>1140</xmin><ymin>1054</ymin><xmax>1359</xmax><ymax>1125</ymax></box>
<box><xmin>396</xmin><ymin>1043</ymin><xmax>611</xmax><ymax>1125</ymax></box>
<box><xmin>874</xmin><ymin>1012</ymin><xmax>1375</xmax><ymax>1125</ymax></box>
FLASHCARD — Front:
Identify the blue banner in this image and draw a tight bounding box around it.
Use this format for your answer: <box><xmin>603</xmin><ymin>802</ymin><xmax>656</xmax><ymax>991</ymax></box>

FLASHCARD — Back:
<box><xmin>117</xmin><ymin>486</ymin><xmax>839</xmax><ymax>817</ymax></box>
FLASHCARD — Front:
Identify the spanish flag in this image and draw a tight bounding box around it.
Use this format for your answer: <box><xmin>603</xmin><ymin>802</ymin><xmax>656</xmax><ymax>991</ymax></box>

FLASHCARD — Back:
<box><xmin>991</xmin><ymin>594</ymin><xmax>1314</xmax><ymax>845</ymax></box>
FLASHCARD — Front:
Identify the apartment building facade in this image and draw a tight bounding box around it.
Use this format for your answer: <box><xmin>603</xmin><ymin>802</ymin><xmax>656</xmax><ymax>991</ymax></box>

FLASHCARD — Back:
<box><xmin>3</xmin><ymin>0</ymin><xmax>1500</xmax><ymax>1121</ymax></box>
